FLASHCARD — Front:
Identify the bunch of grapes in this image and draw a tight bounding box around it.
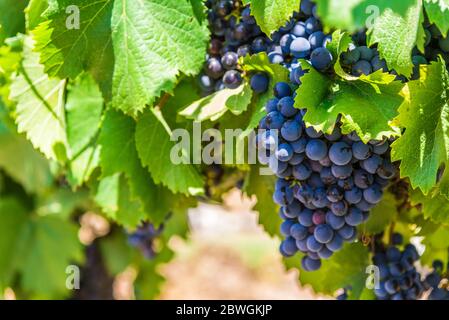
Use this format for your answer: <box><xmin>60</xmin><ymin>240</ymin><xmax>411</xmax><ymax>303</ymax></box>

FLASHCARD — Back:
<box><xmin>423</xmin><ymin>260</ymin><xmax>449</xmax><ymax>300</ymax></box>
<box><xmin>200</xmin><ymin>0</ymin><xmax>270</xmax><ymax>94</ymax></box>
<box><xmin>127</xmin><ymin>222</ymin><xmax>164</xmax><ymax>259</ymax></box>
<box><xmin>371</xmin><ymin>234</ymin><xmax>425</xmax><ymax>300</ymax></box>
<box><xmin>257</xmin><ymin>80</ymin><xmax>397</xmax><ymax>271</ymax></box>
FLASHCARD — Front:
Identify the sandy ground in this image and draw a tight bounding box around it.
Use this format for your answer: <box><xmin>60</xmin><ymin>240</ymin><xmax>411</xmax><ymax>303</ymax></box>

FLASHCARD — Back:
<box><xmin>158</xmin><ymin>189</ymin><xmax>329</xmax><ymax>300</ymax></box>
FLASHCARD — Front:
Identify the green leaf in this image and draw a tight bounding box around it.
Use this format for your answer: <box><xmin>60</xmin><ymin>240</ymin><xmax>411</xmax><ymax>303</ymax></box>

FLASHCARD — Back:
<box><xmin>10</xmin><ymin>37</ymin><xmax>68</xmax><ymax>161</ymax></box>
<box><xmin>26</xmin><ymin>0</ymin><xmax>50</xmax><ymax>30</ymax></box>
<box><xmin>285</xmin><ymin>242</ymin><xmax>370</xmax><ymax>299</ymax></box>
<box><xmin>14</xmin><ymin>216</ymin><xmax>83</xmax><ymax>298</ymax></box>
<box><xmin>424</xmin><ymin>0</ymin><xmax>449</xmax><ymax>36</ymax></box>
<box><xmin>391</xmin><ymin>60</ymin><xmax>449</xmax><ymax>195</ymax></box>
<box><xmin>0</xmin><ymin>198</ymin><xmax>28</xmax><ymax>287</ymax></box>
<box><xmin>0</xmin><ymin>122</ymin><xmax>53</xmax><ymax>194</ymax></box>
<box><xmin>99</xmin><ymin>110</ymin><xmax>171</xmax><ymax>224</ymax></box>
<box><xmin>249</xmin><ymin>0</ymin><xmax>300</xmax><ymax>36</ymax></box>
<box><xmin>361</xmin><ymin>191</ymin><xmax>397</xmax><ymax>234</ymax></box>
<box><xmin>420</xmin><ymin>225</ymin><xmax>449</xmax><ymax>267</ymax></box>
<box><xmin>315</xmin><ymin>0</ymin><xmax>417</xmax><ymax>32</ymax></box>
<box><xmin>135</xmin><ymin>108</ymin><xmax>204</xmax><ymax>195</ymax></box>
<box><xmin>367</xmin><ymin>0</ymin><xmax>424</xmax><ymax>77</ymax></box>
<box><xmin>99</xmin><ymin>232</ymin><xmax>133</xmax><ymax>276</ymax></box>
<box><xmin>66</xmin><ymin>73</ymin><xmax>103</xmax><ymax>187</ymax></box>
<box><xmin>410</xmin><ymin>188</ymin><xmax>449</xmax><ymax>225</ymax></box>
<box><xmin>110</xmin><ymin>0</ymin><xmax>209</xmax><ymax>115</ymax></box>
<box><xmin>0</xmin><ymin>0</ymin><xmax>28</xmax><ymax>41</ymax></box>
<box><xmin>94</xmin><ymin>173</ymin><xmax>146</xmax><ymax>228</ymax></box>
<box><xmin>244</xmin><ymin>165</ymin><xmax>281</xmax><ymax>237</ymax></box>
<box><xmin>180</xmin><ymin>84</ymin><xmax>251</xmax><ymax>121</ymax></box>
<box><xmin>300</xmin><ymin>63</ymin><xmax>404</xmax><ymax>142</ymax></box>
<box><xmin>32</xmin><ymin>0</ymin><xmax>114</xmax><ymax>79</ymax></box>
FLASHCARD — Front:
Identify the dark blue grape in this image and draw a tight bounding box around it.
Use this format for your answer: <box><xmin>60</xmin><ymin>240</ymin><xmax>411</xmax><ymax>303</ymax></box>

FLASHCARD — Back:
<box><xmin>290</xmin><ymin>37</ymin><xmax>311</xmax><ymax>58</ymax></box>
<box><xmin>306</xmin><ymin>139</ymin><xmax>328</xmax><ymax>161</ymax></box>
<box><xmin>314</xmin><ymin>224</ymin><xmax>334</xmax><ymax>244</ymax></box>
<box><xmin>274</xmin><ymin>82</ymin><xmax>292</xmax><ymax>98</ymax></box>
<box><xmin>250</xmin><ymin>72</ymin><xmax>269</xmax><ymax>93</ymax></box>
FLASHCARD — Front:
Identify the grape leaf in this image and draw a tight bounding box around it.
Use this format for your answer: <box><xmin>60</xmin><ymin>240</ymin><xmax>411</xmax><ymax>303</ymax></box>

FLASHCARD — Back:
<box><xmin>25</xmin><ymin>0</ymin><xmax>50</xmax><ymax>30</ymax></box>
<box><xmin>0</xmin><ymin>122</ymin><xmax>53</xmax><ymax>194</ymax></box>
<box><xmin>249</xmin><ymin>0</ymin><xmax>300</xmax><ymax>37</ymax></box>
<box><xmin>315</xmin><ymin>0</ymin><xmax>417</xmax><ymax>32</ymax></box>
<box><xmin>361</xmin><ymin>191</ymin><xmax>397</xmax><ymax>234</ymax></box>
<box><xmin>13</xmin><ymin>216</ymin><xmax>84</xmax><ymax>298</ymax></box>
<box><xmin>65</xmin><ymin>74</ymin><xmax>103</xmax><ymax>187</ymax></box>
<box><xmin>420</xmin><ymin>225</ymin><xmax>449</xmax><ymax>267</ymax></box>
<box><xmin>99</xmin><ymin>232</ymin><xmax>133</xmax><ymax>276</ymax></box>
<box><xmin>180</xmin><ymin>84</ymin><xmax>251</xmax><ymax>122</ymax></box>
<box><xmin>99</xmin><ymin>110</ymin><xmax>171</xmax><ymax>224</ymax></box>
<box><xmin>33</xmin><ymin>0</ymin><xmax>209</xmax><ymax>115</ymax></box>
<box><xmin>110</xmin><ymin>0</ymin><xmax>209</xmax><ymax>115</ymax></box>
<box><xmin>285</xmin><ymin>242</ymin><xmax>370</xmax><ymax>299</ymax></box>
<box><xmin>94</xmin><ymin>173</ymin><xmax>146</xmax><ymax>228</ymax></box>
<box><xmin>0</xmin><ymin>0</ymin><xmax>27</xmax><ymax>41</ymax></box>
<box><xmin>10</xmin><ymin>37</ymin><xmax>68</xmax><ymax>161</ymax></box>
<box><xmin>299</xmin><ymin>63</ymin><xmax>404</xmax><ymax>142</ymax></box>
<box><xmin>0</xmin><ymin>198</ymin><xmax>28</xmax><ymax>287</ymax></box>
<box><xmin>391</xmin><ymin>60</ymin><xmax>449</xmax><ymax>196</ymax></box>
<box><xmin>424</xmin><ymin>0</ymin><xmax>449</xmax><ymax>35</ymax></box>
<box><xmin>135</xmin><ymin>108</ymin><xmax>204</xmax><ymax>195</ymax></box>
<box><xmin>410</xmin><ymin>188</ymin><xmax>449</xmax><ymax>225</ymax></box>
<box><xmin>244</xmin><ymin>165</ymin><xmax>281</xmax><ymax>238</ymax></box>
<box><xmin>367</xmin><ymin>0</ymin><xmax>424</xmax><ymax>77</ymax></box>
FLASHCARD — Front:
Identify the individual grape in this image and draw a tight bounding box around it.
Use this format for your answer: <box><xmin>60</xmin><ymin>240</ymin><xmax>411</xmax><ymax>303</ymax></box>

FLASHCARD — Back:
<box><xmin>354</xmin><ymin>169</ymin><xmax>374</xmax><ymax>189</ymax></box>
<box><xmin>205</xmin><ymin>57</ymin><xmax>224</xmax><ymax>79</ymax></box>
<box><xmin>199</xmin><ymin>74</ymin><xmax>215</xmax><ymax>93</ymax></box>
<box><xmin>310</xmin><ymin>47</ymin><xmax>333</xmax><ymax>71</ymax></box>
<box><xmin>352</xmin><ymin>60</ymin><xmax>372</xmax><ymax>76</ymax></box>
<box><xmin>331</xmin><ymin>164</ymin><xmax>353</xmax><ymax>179</ymax></box>
<box><xmin>326</xmin><ymin>211</ymin><xmax>345</xmax><ymax>230</ymax></box>
<box><xmin>280</xmin><ymin>33</ymin><xmax>296</xmax><ymax>54</ymax></box>
<box><xmin>281</xmin><ymin>120</ymin><xmax>302</xmax><ymax>141</ymax></box>
<box><xmin>363</xmin><ymin>184</ymin><xmax>383</xmax><ymax>204</ymax></box>
<box><xmin>352</xmin><ymin>141</ymin><xmax>371</xmax><ymax>160</ymax></box>
<box><xmin>292</xmin><ymin>22</ymin><xmax>308</xmax><ymax>38</ymax></box>
<box><xmin>308</xmin><ymin>31</ymin><xmax>325</xmax><ymax>49</ymax></box>
<box><xmin>344</xmin><ymin>187</ymin><xmax>363</xmax><ymax>204</ymax></box>
<box><xmin>320</xmin><ymin>167</ymin><xmax>337</xmax><ymax>185</ymax></box>
<box><xmin>275</xmin><ymin>143</ymin><xmax>294</xmax><ymax>162</ymax></box>
<box><xmin>277</xmin><ymin>96</ymin><xmax>297</xmax><ymax>117</ymax></box>
<box><xmin>221</xmin><ymin>51</ymin><xmax>239</xmax><ymax>70</ymax></box>
<box><xmin>329</xmin><ymin>142</ymin><xmax>353</xmax><ymax>165</ymax></box>
<box><xmin>300</xmin><ymin>0</ymin><xmax>314</xmax><ymax>16</ymax></box>
<box><xmin>282</xmin><ymin>200</ymin><xmax>302</xmax><ymax>218</ymax></box>
<box><xmin>290</xmin><ymin>223</ymin><xmax>308</xmax><ymax>240</ymax></box>
<box><xmin>314</xmin><ymin>224</ymin><xmax>334</xmax><ymax>244</ymax></box>
<box><xmin>265</xmin><ymin>111</ymin><xmax>285</xmax><ymax>129</ymax></box>
<box><xmin>280</xmin><ymin>237</ymin><xmax>298</xmax><ymax>256</ymax></box>
<box><xmin>281</xmin><ymin>220</ymin><xmax>296</xmax><ymax>236</ymax></box>
<box><xmin>223</xmin><ymin>70</ymin><xmax>243</xmax><ymax>89</ymax></box>
<box><xmin>265</xmin><ymin>98</ymin><xmax>279</xmax><ymax>113</ymax></box>
<box><xmin>312</xmin><ymin>188</ymin><xmax>330</xmax><ymax>208</ymax></box>
<box><xmin>274</xmin><ymin>82</ymin><xmax>292</xmax><ymax>98</ymax></box>
<box><xmin>362</xmin><ymin>154</ymin><xmax>383</xmax><ymax>174</ymax></box>
<box><xmin>326</xmin><ymin>234</ymin><xmax>343</xmax><ymax>252</ymax></box>
<box><xmin>290</xmin><ymin>37</ymin><xmax>311</xmax><ymax>58</ymax></box>
<box><xmin>302</xmin><ymin>256</ymin><xmax>321</xmax><ymax>271</ymax></box>
<box><xmin>293</xmin><ymin>163</ymin><xmax>312</xmax><ymax>180</ymax></box>
<box><xmin>338</xmin><ymin>225</ymin><xmax>355</xmax><ymax>240</ymax></box>
<box><xmin>298</xmin><ymin>208</ymin><xmax>314</xmax><ymax>227</ymax></box>
<box><xmin>306</xmin><ymin>139</ymin><xmax>328</xmax><ymax>161</ymax></box>
<box><xmin>306</xmin><ymin>235</ymin><xmax>323</xmax><ymax>252</ymax></box>
<box><xmin>344</xmin><ymin>207</ymin><xmax>364</xmax><ymax>226</ymax></box>
<box><xmin>326</xmin><ymin>185</ymin><xmax>343</xmax><ymax>202</ymax></box>
<box><xmin>305</xmin><ymin>126</ymin><xmax>323</xmax><ymax>138</ymax></box>
<box><xmin>330</xmin><ymin>201</ymin><xmax>348</xmax><ymax>216</ymax></box>
<box><xmin>305</xmin><ymin>17</ymin><xmax>321</xmax><ymax>34</ymax></box>
<box><xmin>250</xmin><ymin>72</ymin><xmax>269</xmax><ymax>93</ymax></box>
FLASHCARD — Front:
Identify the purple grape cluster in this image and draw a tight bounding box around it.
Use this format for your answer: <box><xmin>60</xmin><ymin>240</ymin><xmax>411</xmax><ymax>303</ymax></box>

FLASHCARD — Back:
<box><xmin>423</xmin><ymin>260</ymin><xmax>449</xmax><ymax>300</ymax></box>
<box><xmin>200</xmin><ymin>0</ymin><xmax>270</xmax><ymax>94</ymax></box>
<box><xmin>256</xmin><ymin>80</ymin><xmax>397</xmax><ymax>271</ymax></box>
<box><xmin>266</xmin><ymin>0</ymin><xmax>333</xmax><ymax>74</ymax></box>
<box><xmin>127</xmin><ymin>222</ymin><xmax>164</xmax><ymax>260</ymax></box>
<box><xmin>372</xmin><ymin>235</ymin><xmax>425</xmax><ymax>300</ymax></box>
